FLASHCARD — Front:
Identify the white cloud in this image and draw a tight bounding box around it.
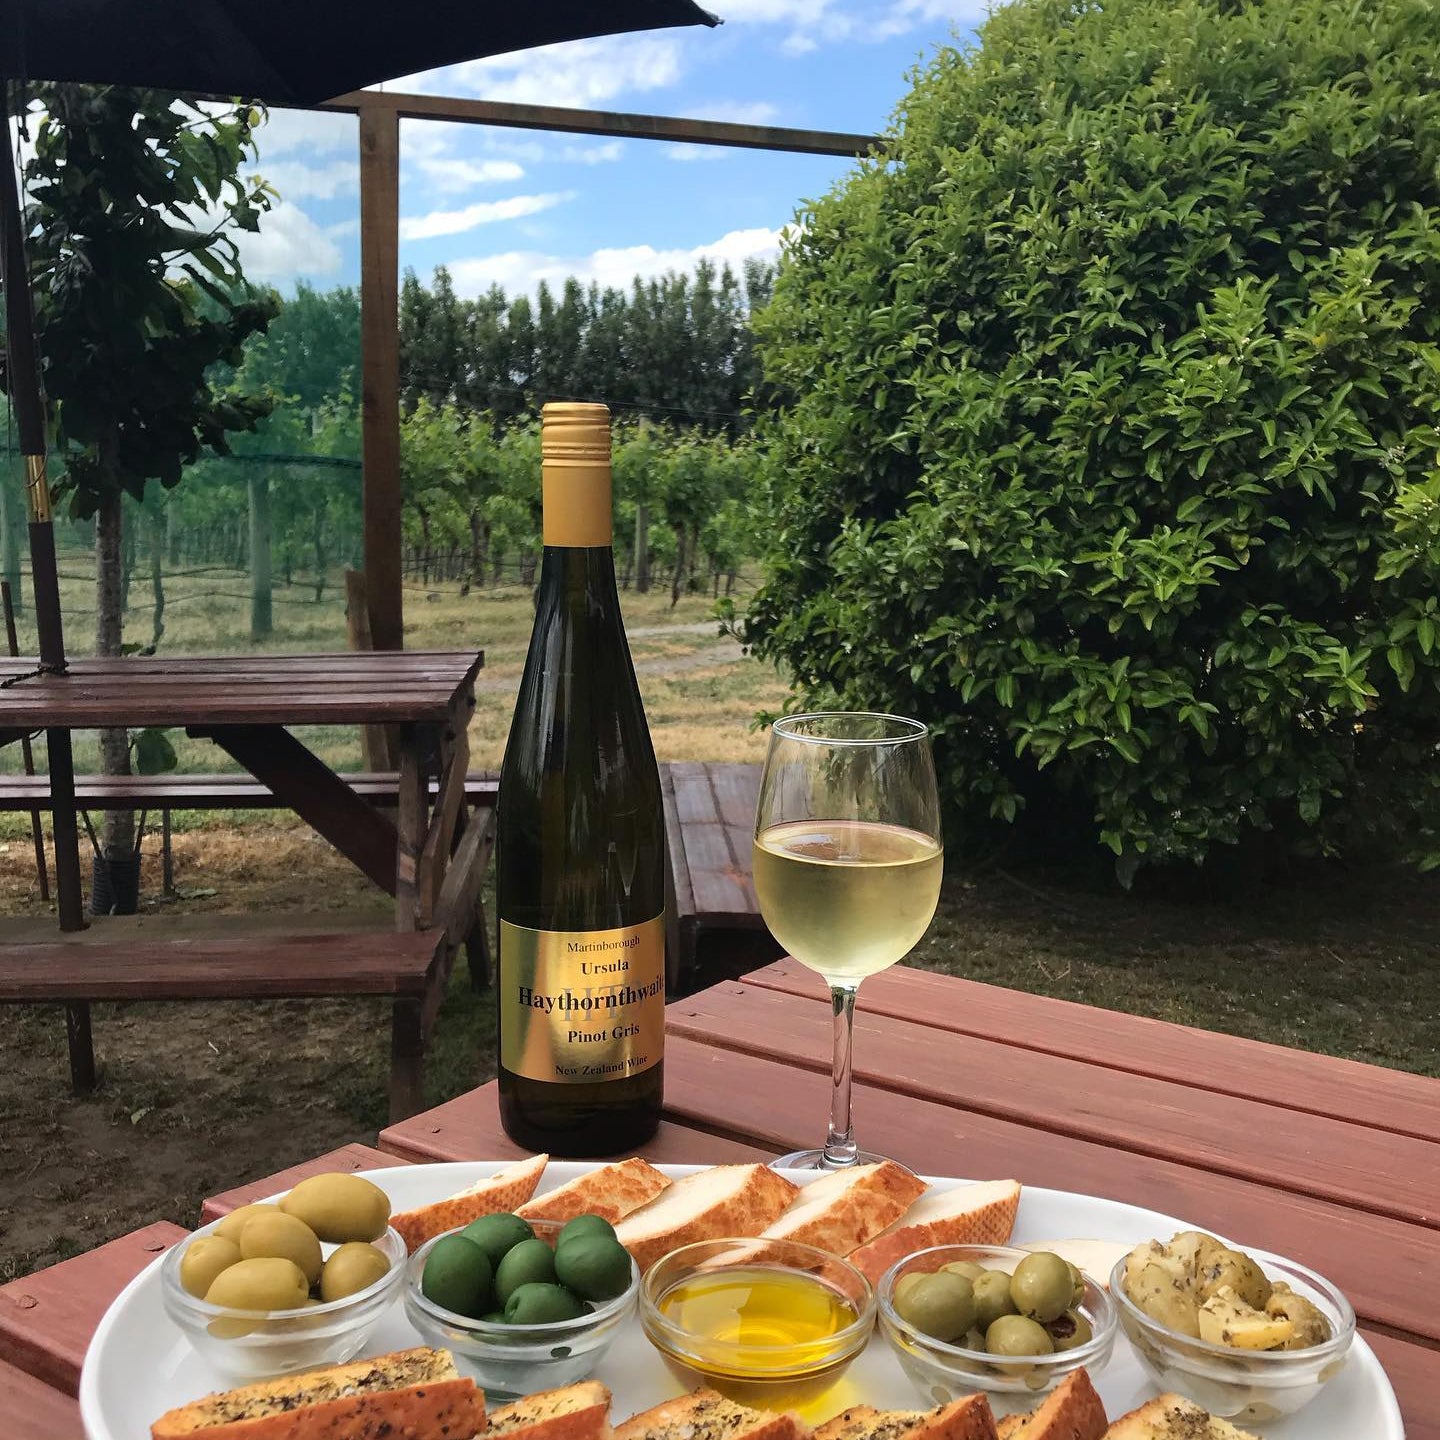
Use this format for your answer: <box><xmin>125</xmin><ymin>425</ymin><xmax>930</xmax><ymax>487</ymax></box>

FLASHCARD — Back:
<box><xmin>404</xmin><ymin>33</ymin><xmax>685</xmax><ymax>109</ymax></box>
<box><xmin>233</xmin><ymin>201</ymin><xmax>344</xmax><ymax>286</ymax></box>
<box><xmin>448</xmin><ymin>226</ymin><xmax>783</xmax><ymax>297</ymax></box>
<box><xmin>478</xmin><ymin>136</ymin><xmax>626</xmax><ymax>166</ymax></box>
<box><xmin>251</xmin><ymin>159</ymin><xmax>359</xmax><ymax>201</ymax></box>
<box><xmin>256</xmin><ymin>107</ymin><xmax>356</xmax><ymax>159</ymax></box>
<box><xmin>400</xmin><ymin>191</ymin><xmax>573</xmax><ymax>242</ymax></box>
<box><xmin>416</xmin><ymin>157</ymin><xmax>526</xmax><ymax>191</ymax></box>
<box><xmin>326</xmin><ymin>219</ymin><xmax>360</xmax><ymax>239</ymax></box>
<box><xmin>684</xmin><ymin>100</ymin><xmax>782</xmax><ymax>125</ymax></box>
<box><xmin>666</xmin><ymin>144</ymin><xmax>729</xmax><ymax>163</ymax></box>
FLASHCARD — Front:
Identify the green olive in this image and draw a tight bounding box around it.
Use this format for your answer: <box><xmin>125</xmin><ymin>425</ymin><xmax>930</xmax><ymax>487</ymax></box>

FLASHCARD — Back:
<box><xmin>495</xmin><ymin>1237</ymin><xmax>558</xmax><ymax>1305</ymax></box>
<box><xmin>461</xmin><ymin>1212</ymin><xmax>535</xmax><ymax>1268</ymax></box>
<box><xmin>1065</xmin><ymin>1261</ymin><xmax>1086</xmax><ymax>1307</ymax></box>
<box><xmin>319</xmin><ymin>1242</ymin><xmax>391</xmax><ymax>1303</ymax></box>
<box><xmin>972</xmin><ymin>1269</ymin><xmax>1019</xmax><ymax>1329</ymax></box>
<box><xmin>504</xmin><ymin>1281</ymin><xmax>587</xmax><ymax>1325</ymax></box>
<box><xmin>940</xmin><ymin>1260</ymin><xmax>986</xmax><ymax>1284</ymax></box>
<box><xmin>1045</xmin><ymin>1308</ymin><xmax>1094</xmax><ymax>1353</ymax></box>
<box><xmin>893</xmin><ymin>1270</ymin><xmax>976</xmax><ymax>1342</ymax></box>
<box><xmin>556</xmin><ymin>1214</ymin><xmax>618</xmax><ymax>1247</ymax></box>
<box><xmin>279</xmin><ymin>1173</ymin><xmax>390</xmax><ymax>1243</ymax></box>
<box><xmin>1009</xmin><ymin>1252</ymin><xmax>1075</xmax><ymax>1323</ymax></box>
<box><xmin>553</xmin><ymin>1236</ymin><xmax>632</xmax><ymax>1302</ymax></box>
<box><xmin>985</xmin><ymin>1313</ymin><xmax>1055</xmax><ymax>1357</ymax></box>
<box><xmin>422</xmin><ymin>1234</ymin><xmax>493</xmax><ymax>1317</ymax></box>
<box><xmin>893</xmin><ymin>1272</ymin><xmax>928</xmax><ymax>1307</ymax></box>
<box><xmin>211</xmin><ymin>1203</ymin><xmax>277</xmax><ymax>1243</ymax></box>
<box><xmin>238</xmin><ymin>1210</ymin><xmax>324</xmax><ymax>1286</ymax></box>
<box><xmin>204</xmin><ymin>1256</ymin><xmax>310</xmax><ymax>1312</ymax></box>
<box><xmin>179</xmin><ymin>1235</ymin><xmax>243</xmax><ymax>1298</ymax></box>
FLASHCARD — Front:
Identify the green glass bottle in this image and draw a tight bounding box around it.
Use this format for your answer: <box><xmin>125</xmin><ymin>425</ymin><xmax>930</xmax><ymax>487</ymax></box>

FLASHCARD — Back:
<box><xmin>496</xmin><ymin>402</ymin><xmax>664</xmax><ymax>1155</ymax></box>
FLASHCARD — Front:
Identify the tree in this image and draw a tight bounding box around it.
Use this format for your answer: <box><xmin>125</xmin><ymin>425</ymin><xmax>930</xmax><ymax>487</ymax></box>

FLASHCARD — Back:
<box><xmin>16</xmin><ymin>85</ymin><xmax>276</xmax><ymax>861</ymax></box>
<box><xmin>746</xmin><ymin>0</ymin><xmax>1440</xmax><ymax>877</ymax></box>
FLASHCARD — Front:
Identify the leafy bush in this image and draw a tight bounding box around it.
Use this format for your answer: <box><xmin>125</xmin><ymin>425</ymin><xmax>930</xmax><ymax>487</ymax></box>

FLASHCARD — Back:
<box><xmin>746</xmin><ymin>0</ymin><xmax>1440</xmax><ymax>875</ymax></box>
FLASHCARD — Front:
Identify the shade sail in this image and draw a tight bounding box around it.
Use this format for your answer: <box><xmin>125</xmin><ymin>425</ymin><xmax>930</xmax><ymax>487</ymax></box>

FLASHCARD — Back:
<box><xmin>0</xmin><ymin>0</ymin><xmax>718</xmax><ymax>103</ymax></box>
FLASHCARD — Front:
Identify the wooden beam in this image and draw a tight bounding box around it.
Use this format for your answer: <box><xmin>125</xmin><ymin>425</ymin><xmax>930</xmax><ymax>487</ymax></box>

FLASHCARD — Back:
<box><xmin>358</xmin><ymin>99</ymin><xmax>403</xmax><ymax>655</ymax></box>
<box><xmin>328</xmin><ymin>91</ymin><xmax>877</xmax><ymax>159</ymax></box>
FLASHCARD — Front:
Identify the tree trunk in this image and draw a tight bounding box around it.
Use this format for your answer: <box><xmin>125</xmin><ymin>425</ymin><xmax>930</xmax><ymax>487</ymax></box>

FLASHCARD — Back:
<box><xmin>150</xmin><ymin>509</ymin><xmax>166</xmax><ymax>649</ymax></box>
<box><xmin>119</xmin><ymin>501</ymin><xmax>137</xmax><ymax>613</ymax></box>
<box><xmin>248</xmin><ymin>472</ymin><xmax>272</xmax><ymax>640</ymax></box>
<box><xmin>634</xmin><ymin>503</ymin><xmax>651</xmax><ymax>594</ymax></box>
<box><xmin>670</xmin><ymin>525</ymin><xmax>688</xmax><ymax>608</ymax></box>
<box><xmin>468</xmin><ymin>512</ymin><xmax>488</xmax><ymax>591</ymax></box>
<box><xmin>312</xmin><ymin>505</ymin><xmax>328</xmax><ymax>602</ymax></box>
<box><xmin>0</xmin><ymin>473</ymin><xmax>22</xmax><ymax>613</ymax></box>
<box><xmin>166</xmin><ymin>503</ymin><xmax>182</xmax><ymax>566</ymax></box>
<box><xmin>95</xmin><ymin>487</ymin><xmax>135</xmax><ymax>859</ymax></box>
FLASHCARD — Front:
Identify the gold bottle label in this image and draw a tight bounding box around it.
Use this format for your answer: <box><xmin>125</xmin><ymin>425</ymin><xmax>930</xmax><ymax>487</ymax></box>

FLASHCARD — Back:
<box><xmin>500</xmin><ymin>914</ymin><xmax>664</xmax><ymax>1083</ymax></box>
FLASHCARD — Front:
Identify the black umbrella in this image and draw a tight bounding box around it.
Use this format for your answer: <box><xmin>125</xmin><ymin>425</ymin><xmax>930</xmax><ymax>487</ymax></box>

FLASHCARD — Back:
<box><xmin>0</xmin><ymin>0</ymin><xmax>718</xmax><ymax>938</ymax></box>
<box><xmin>1</xmin><ymin>1</ymin><xmax>718</xmax><ymax>107</ymax></box>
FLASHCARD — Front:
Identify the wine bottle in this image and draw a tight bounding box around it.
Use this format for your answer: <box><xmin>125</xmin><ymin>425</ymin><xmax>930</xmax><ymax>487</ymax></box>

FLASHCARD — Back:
<box><xmin>496</xmin><ymin>401</ymin><xmax>665</xmax><ymax>1155</ymax></box>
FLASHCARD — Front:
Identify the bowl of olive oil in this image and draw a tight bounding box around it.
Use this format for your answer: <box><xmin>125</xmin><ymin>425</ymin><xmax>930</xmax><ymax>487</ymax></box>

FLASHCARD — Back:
<box><xmin>638</xmin><ymin>1238</ymin><xmax>876</xmax><ymax>1415</ymax></box>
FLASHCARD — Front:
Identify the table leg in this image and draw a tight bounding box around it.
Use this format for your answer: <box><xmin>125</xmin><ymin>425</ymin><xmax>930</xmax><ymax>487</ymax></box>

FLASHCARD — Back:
<box><xmin>46</xmin><ymin>727</ymin><xmax>95</xmax><ymax>1091</ymax></box>
<box><xmin>192</xmin><ymin>725</ymin><xmax>399</xmax><ymax>895</ymax></box>
<box><xmin>395</xmin><ymin>725</ymin><xmax>427</xmax><ymax>930</ymax></box>
<box><xmin>389</xmin><ymin>996</ymin><xmax>424</xmax><ymax>1122</ymax></box>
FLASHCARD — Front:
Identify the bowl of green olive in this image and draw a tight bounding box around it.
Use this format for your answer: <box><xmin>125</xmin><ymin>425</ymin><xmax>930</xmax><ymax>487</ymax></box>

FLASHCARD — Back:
<box><xmin>403</xmin><ymin>1213</ymin><xmax>639</xmax><ymax>1399</ymax></box>
<box><xmin>160</xmin><ymin>1172</ymin><xmax>406</xmax><ymax>1381</ymax></box>
<box><xmin>876</xmin><ymin>1244</ymin><xmax>1117</xmax><ymax>1405</ymax></box>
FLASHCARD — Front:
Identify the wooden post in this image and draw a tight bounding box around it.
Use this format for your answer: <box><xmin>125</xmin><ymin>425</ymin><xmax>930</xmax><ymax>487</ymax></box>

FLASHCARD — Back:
<box><xmin>359</xmin><ymin>98</ymin><xmax>404</xmax><ymax>655</ymax></box>
<box><xmin>345</xmin><ymin>567</ymin><xmax>395</xmax><ymax>771</ymax></box>
<box><xmin>2</xmin><ymin>579</ymin><xmax>48</xmax><ymax>901</ymax></box>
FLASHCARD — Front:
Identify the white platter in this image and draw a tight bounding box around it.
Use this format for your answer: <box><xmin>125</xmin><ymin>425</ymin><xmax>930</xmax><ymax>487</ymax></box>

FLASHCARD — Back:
<box><xmin>79</xmin><ymin>1161</ymin><xmax>1404</xmax><ymax>1440</ymax></box>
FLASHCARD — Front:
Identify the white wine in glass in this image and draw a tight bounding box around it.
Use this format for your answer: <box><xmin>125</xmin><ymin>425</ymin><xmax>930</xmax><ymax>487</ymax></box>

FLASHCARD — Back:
<box><xmin>753</xmin><ymin>713</ymin><xmax>942</xmax><ymax>1170</ymax></box>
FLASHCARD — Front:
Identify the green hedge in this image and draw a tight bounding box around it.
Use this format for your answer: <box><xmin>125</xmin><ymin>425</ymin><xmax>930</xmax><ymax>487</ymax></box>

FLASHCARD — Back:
<box><xmin>746</xmin><ymin>0</ymin><xmax>1440</xmax><ymax>876</ymax></box>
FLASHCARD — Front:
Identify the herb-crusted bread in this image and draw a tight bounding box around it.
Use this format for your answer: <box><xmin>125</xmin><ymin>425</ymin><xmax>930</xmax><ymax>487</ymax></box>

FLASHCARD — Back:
<box><xmin>1103</xmin><ymin>1395</ymin><xmax>1259</xmax><ymax>1440</ymax></box>
<box><xmin>813</xmin><ymin>1395</ymin><xmax>998</xmax><ymax>1440</ymax></box>
<box><xmin>992</xmin><ymin>1370</ymin><xmax>1107</xmax><ymax>1440</ymax></box>
<box><xmin>149</xmin><ymin>1346</ymin><xmax>483</xmax><ymax>1440</ymax></box>
<box><xmin>488</xmin><ymin>1380</ymin><xmax>613</xmax><ymax>1440</ymax></box>
<box><xmin>613</xmin><ymin>1388</ymin><xmax>810</xmax><ymax>1440</ymax></box>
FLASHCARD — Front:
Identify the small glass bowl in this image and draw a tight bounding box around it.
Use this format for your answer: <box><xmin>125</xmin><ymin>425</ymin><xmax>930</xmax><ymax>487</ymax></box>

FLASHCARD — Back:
<box><xmin>1109</xmin><ymin>1247</ymin><xmax>1355</xmax><ymax>1422</ymax></box>
<box><xmin>877</xmin><ymin>1244</ymin><xmax>1117</xmax><ymax>1410</ymax></box>
<box><xmin>404</xmin><ymin>1220</ymin><xmax>639</xmax><ymax>1400</ymax></box>
<box><xmin>639</xmin><ymin>1238</ymin><xmax>876</xmax><ymax>1415</ymax></box>
<box><xmin>160</xmin><ymin>1223</ymin><xmax>406</xmax><ymax>1382</ymax></box>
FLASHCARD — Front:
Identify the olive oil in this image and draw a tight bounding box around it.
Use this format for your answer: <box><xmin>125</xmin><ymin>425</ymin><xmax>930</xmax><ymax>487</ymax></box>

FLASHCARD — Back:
<box><xmin>653</xmin><ymin>1267</ymin><xmax>864</xmax><ymax>1412</ymax></box>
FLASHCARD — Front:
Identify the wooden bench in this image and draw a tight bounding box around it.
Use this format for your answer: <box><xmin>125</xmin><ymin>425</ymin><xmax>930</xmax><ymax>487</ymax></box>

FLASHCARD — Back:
<box><xmin>661</xmin><ymin>761</ymin><xmax>778</xmax><ymax>993</ymax></box>
<box><xmin>0</xmin><ymin>929</ymin><xmax>448</xmax><ymax>1122</ymax></box>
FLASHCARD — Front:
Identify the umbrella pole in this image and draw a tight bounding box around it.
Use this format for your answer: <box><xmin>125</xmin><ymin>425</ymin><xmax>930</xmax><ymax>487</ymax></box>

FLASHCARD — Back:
<box><xmin>1</xmin><ymin>83</ymin><xmax>93</xmax><ymax>1079</ymax></box>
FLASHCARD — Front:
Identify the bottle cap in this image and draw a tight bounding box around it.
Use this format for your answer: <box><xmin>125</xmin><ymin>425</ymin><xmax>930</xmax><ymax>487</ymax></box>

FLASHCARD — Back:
<box><xmin>542</xmin><ymin>402</ymin><xmax>611</xmax><ymax>463</ymax></box>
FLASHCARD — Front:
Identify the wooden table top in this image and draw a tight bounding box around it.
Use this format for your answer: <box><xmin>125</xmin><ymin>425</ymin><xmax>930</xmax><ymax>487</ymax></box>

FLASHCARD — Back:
<box><xmin>3</xmin><ymin>961</ymin><xmax>1436</xmax><ymax>1437</ymax></box>
<box><xmin>0</xmin><ymin>650</ymin><xmax>484</xmax><ymax>727</ymax></box>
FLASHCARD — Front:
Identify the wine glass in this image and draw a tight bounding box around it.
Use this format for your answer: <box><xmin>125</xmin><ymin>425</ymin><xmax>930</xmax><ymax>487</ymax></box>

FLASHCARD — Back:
<box><xmin>752</xmin><ymin>712</ymin><xmax>943</xmax><ymax>1170</ymax></box>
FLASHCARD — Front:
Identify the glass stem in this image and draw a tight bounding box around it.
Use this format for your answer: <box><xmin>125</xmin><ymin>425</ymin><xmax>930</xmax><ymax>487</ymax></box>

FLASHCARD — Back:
<box><xmin>823</xmin><ymin>981</ymin><xmax>860</xmax><ymax>1168</ymax></box>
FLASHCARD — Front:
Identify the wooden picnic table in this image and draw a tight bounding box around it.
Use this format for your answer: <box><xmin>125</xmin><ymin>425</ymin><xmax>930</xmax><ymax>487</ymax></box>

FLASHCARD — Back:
<box><xmin>0</xmin><ymin>650</ymin><xmax>490</xmax><ymax>1111</ymax></box>
<box><xmin>2</xmin><ymin>960</ymin><xmax>1436</xmax><ymax>1436</ymax></box>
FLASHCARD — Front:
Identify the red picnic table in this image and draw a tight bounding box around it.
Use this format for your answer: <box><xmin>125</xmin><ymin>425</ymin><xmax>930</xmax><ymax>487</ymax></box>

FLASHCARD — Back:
<box><xmin>2</xmin><ymin>959</ymin><xmax>1436</xmax><ymax>1436</ymax></box>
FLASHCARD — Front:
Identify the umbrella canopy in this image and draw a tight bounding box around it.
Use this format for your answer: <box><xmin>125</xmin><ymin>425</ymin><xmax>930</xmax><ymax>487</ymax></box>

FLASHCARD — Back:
<box><xmin>1</xmin><ymin>0</ymin><xmax>717</xmax><ymax>104</ymax></box>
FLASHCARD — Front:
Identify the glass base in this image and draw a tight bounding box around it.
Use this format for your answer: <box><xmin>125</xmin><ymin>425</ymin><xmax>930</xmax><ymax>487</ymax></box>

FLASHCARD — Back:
<box><xmin>771</xmin><ymin>1147</ymin><xmax>893</xmax><ymax>1171</ymax></box>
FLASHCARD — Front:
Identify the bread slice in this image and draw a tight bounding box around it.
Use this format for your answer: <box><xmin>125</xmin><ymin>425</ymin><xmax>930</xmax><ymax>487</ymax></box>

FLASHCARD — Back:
<box><xmin>150</xmin><ymin>1346</ymin><xmax>483</xmax><ymax>1440</ymax></box>
<box><xmin>489</xmin><ymin>1380</ymin><xmax>612</xmax><ymax>1440</ymax></box>
<box><xmin>614</xmin><ymin>1164</ymin><xmax>801</xmax><ymax>1272</ymax></box>
<box><xmin>990</xmin><ymin>1370</ymin><xmax>1106</xmax><ymax>1440</ymax></box>
<box><xmin>847</xmin><ymin>1179</ymin><xmax>1021</xmax><ymax>1283</ymax></box>
<box><xmin>519</xmin><ymin>1158</ymin><xmax>671</xmax><ymax>1225</ymax></box>
<box><xmin>1103</xmin><ymin>1396</ymin><xmax>1259</xmax><ymax>1439</ymax></box>
<box><xmin>758</xmin><ymin>1161</ymin><xmax>928</xmax><ymax>1257</ymax></box>
<box><xmin>1017</xmin><ymin>1240</ymin><xmax>1129</xmax><ymax>1291</ymax></box>
<box><xmin>813</xmin><ymin>1394</ymin><xmax>997</xmax><ymax>1440</ymax></box>
<box><xmin>390</xmin><ymin>1152</ymin><xmax>549</xmax><ymax>1252</ymax></box>
<box><xmin>614</xmin><ymin>1388</ymin><xmax>809</xmax><ymax>1440</ymax></box>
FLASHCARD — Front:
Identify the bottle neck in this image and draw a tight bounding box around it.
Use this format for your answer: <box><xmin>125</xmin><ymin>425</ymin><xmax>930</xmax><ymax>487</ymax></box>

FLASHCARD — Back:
<box><xmin>542</xmin><ymin>458</ymin><xmax>612</xmax><ymax>548</ymax></box>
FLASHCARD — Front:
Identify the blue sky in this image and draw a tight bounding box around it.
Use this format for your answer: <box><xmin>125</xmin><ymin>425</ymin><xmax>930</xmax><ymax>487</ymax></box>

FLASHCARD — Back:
<box><xmin>235</xmin><ymin>1</ymin><xmax>987</xmax><ymax>298</ymax></box>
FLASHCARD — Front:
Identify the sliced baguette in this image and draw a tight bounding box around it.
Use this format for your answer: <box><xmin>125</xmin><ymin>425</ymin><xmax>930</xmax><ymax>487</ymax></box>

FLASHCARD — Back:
<box><xmin>390</xmin><ymin>1152</ymin><xmax>548</xmax><ymax>1252</ymax></box>
<box><xmin>1103</xmin><ymin>1396</ymin><xmax>1259</xmax><ymax>1440</ymax></box>
<box><xmin>489</xmin><ymin>1380</ymin><xmax>612</xmax><ymax>1440</ymax></box>
<box><xmin>614</xmin><ymin>1164</ymin><xmax>801</xmax><ymax>1271</ymax></box>
<box><xmin>847</xmin><ymin>1179</ymin><xmax>1021</xmax><ymax>1284</ymax></box>
<box><xmin>990</xmin><ymin>1370</ymin><xmax>1106</xmax><ymax>1440</ymax></box>
<box><xmin>814</xmin><ymin>1395</ymin><xmax>997</xmax><ymax>1440</ymax></box>
<box><xmin>150</xmin><ymin>1346</ymin><xmax>483</xmax><ymax>1440</ymax></box>
<box><xmin>518</xmin><ymin>1158</ymin><xmax>671</xmax><ymax>1225</ymax></box>
<box><xmin>1016</xmin><ymin>1240</ymin><xmax>1130</xmax><ymax>1291</ymax></box>
<box><xmin>614</xmin><ymin>1388</ymin><xmax>809</xmax><ymax>1440</ymax></box>
<box><xmin>758</xmin><ymin>1161</ymin><xmax>928</xmax><ymax>1257</ymax></box>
